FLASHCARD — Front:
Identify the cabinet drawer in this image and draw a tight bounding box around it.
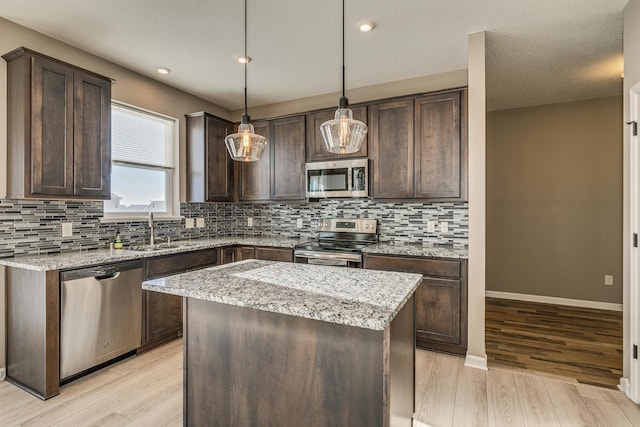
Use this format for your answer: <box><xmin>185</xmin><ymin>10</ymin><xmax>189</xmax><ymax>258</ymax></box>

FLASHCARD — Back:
<box><xmin>145</xmin><ymin>248</ymin><xmax>218</xmax><ymax>279</ymax></box>
<box><xmin>363</xmin><ymin>254</ymin><xmax>461</xmax><ymax>278</ymax></box>
<box><xmin>255</xmin><ymin>247</ymin><xmax>293</xmax><ymax>262</ymax></box>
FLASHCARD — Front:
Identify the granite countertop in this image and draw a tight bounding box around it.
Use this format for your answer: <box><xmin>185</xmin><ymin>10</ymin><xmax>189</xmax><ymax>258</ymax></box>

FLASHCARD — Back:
<box><xmin>363</xmin><ymin>242</ymin><xmax>468</xmax><ymax>259</ymax></box>
<box><xmin>0</xmin><ymin>237</ymin><xmax>303</xmax><ymax>271</ymax></box>
<box><xmin>0</xmin><ymin>236</ymin><xmax>467</xmax><ymax>272</ymax></box>
<box><xmin>143</xmin><ymin>259</ymin><xmax>422</xmax><ymax>331</ymax></box>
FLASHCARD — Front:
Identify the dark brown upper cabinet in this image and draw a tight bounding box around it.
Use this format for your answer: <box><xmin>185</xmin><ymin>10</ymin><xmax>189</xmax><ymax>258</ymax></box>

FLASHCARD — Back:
<box><xmin>305</xmin><ymin>105</ymin><xmax>368</xmax><ymax>162</ymax></box>
<box><xmin>414</xmin><ymin>91</ymin><xmax>466</xmax><ymax>199</ymax></box>
<box><xmin>186</xmin><ymin>112</ymin><xmax>234</xmax><ymax>202</ymax></box>
<box><xmin>369</xmin><ymin>98</ymin><xmax>415</xmax><ymax>199</ymax></box>
<box><xmin>369</xmin><ymin>89</ymin><xmax>467</xmax><ymax>201</ymax></box>
<box><xmin>271</xmin><ymin>115</ymin><xmax>306</xmax><ymax>200</ymax></box>
<box><xmin>239</xmin><ymin>115</ymin><xmax>306</xmax><ymax>202</ymax></box>
<box><xmin>239</xmin><ymin>120</ymin><xmax>272</xmax><ymax>201</ymax></box>
<box><xmin>3</xmin><ymin>47</ymin><xmax>112</xmax><ymax>199</ymax></box>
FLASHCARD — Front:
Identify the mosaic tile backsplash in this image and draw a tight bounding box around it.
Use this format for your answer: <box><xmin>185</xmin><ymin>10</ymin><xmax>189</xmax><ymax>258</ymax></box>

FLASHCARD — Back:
<box><xmin>0</xmin><ymin>198</ymin><xmax>468</xmax><ymax>258</ymax></box>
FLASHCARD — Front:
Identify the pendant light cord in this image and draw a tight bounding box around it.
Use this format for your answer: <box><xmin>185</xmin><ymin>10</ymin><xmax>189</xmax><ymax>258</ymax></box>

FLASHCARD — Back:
<box><xmin>243</xmin><ymin>0</ymin><xmax>249</xmax><ymax>122</ymax></box>
<box><xmin>342</xmin><ymin>0</ymin><xmax>345</xmax><ymax>100</ymax></box>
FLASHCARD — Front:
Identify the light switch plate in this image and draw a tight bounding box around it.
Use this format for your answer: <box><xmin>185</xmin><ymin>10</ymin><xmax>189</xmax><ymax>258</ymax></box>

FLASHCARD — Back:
<box><xmin>427</xmin><ymin>221</ymin><xmax>436</xmax><ymax>233</ymax></box>
<box><xmin>247</xmin><ymin>217</ymin><xmax>253</xmax><ymax>227</ymax></box>
<box><xmin>196</xmin><ymin>217</ymin><xmax>205</xmax><ymax>228</ymax></box>
<box><xmin>61</xmin><ymin>222</ymin><xmax>73</xmax><ymax>237</ymax></box>
<box><xmin>296</xmin><ymin>218</ymin><xmax>303</xmax><ymax>228</ymax></box>
<box><xmin>605</xmin><ymin>275</ymin><xmax>614</xmax><ymax>286</ymax></box>
<box><xmin>440</xmin><ymin>222</ymin><xmax>449</xmax><ymax>233</ymax></box>
<box><xmin>185</xmin><ymin>218</ymin><xmax>195</xmax><ymax>229</ymax></box>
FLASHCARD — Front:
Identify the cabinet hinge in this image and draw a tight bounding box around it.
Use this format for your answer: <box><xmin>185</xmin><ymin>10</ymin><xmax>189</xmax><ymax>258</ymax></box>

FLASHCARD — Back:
<box><xmin>634</xmin><ymin>234</ymin><xmax>638</xmax><ymax>248</ymax></box>
<box><xmin>634</xmin><ymin>345</ymin><xmax>638</xmax><ymax>360</ymax></box>
<box><xmin>627</xmin><ymin>121</ymin><xmax>638</xmax><ymax>136</ymax></box>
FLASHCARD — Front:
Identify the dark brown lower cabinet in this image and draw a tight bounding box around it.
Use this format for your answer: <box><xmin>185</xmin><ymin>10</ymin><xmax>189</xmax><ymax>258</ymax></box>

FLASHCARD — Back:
<box><xmin>363</xmin><ymin>254</ymin><xmax>468</xmax><ymax>355</ymax></box>
<box><xmin>255</xmin><ymin>246</ymin><xmax>293</xmax><ymax>262</ymax></box>
<box><xmin>140</xmin><ymin>248</ymin><xmax>218</xmax><ymax>351</ymax></box>
<box><xmin>221</xmin><ymin>245</ymin><xmax>293</xmax><ymax>264</ymax></box>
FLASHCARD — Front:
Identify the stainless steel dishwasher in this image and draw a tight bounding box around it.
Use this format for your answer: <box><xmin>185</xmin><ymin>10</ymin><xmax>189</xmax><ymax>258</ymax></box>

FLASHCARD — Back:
<box><xmin>60</xmin><ymin>260</ymin><xmax>142</xmax><ymax>381</ymax></box>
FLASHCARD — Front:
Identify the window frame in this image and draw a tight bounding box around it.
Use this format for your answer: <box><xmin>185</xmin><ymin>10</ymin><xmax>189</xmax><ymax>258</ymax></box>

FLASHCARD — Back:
<box><xmin>103</xmin><ymin>101</ymin><xmax>180</xmax><ymax>221</ymax></box>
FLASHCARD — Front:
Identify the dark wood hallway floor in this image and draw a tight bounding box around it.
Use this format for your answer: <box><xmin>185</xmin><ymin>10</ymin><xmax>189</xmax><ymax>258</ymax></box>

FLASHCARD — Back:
<box><xmin>485</xmin><ymin>297</ymin><xmax>623</xmax><ymax>388</ymax></box>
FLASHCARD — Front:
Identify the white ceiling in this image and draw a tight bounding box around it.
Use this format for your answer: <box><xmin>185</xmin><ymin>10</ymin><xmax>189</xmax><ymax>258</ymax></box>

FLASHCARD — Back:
<box><xmin>0</xmin><ymin>0</ymin><xmax>627</xmax><ymax>112</ymax></box>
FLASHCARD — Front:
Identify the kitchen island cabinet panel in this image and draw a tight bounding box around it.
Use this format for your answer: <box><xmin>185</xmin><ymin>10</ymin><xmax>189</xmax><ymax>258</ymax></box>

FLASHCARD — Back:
<box><xmin>3</xmin><ymin>47</ymin><xmax>111</xmax><ymax>200</ymax></box>
<box><xmin>239</xmin><ymin>120</ymin><xmax>272</xmax><ymax>201</ymax></box>
<box><xmin>305</xmin><ymin>105</ymin><xmax>368</xmax><ymax>161</ymax></box>
<box><xmin>369</xmin><ymin>98</ymin><xmax>415</xmax><ymax>199</ymax></box>
<box><xmin>364</xmin><ymin>254</ymin><xmax>468</xmax><ymax>355</ymax></box>
<box><xmin>186</xmin><ymin>112</ymin><xmax>234</xmax><ymax>202</ymax></box>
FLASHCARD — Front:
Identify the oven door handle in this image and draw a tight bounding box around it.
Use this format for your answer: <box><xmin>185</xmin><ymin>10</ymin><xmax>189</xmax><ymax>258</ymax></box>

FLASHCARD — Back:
<box><xmin>294</xmin><ymin>250</ymin><xmax>362</xmax><ymax>262</ymax></box>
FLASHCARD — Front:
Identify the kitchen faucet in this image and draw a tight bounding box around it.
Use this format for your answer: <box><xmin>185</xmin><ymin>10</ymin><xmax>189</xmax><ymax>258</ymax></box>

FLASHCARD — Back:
<box><xmin>149</xmin><ymin>212</ymin><xmax>155</xmax><ymax>246</ymax></box>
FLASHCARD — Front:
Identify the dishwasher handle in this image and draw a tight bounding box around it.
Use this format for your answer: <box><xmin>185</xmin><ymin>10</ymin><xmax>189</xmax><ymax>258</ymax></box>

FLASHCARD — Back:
<box><xmin>96</xmin><ymin>272</ymin><xmax>121</xmax><ymax>281</ymax></box>
<box><xmin>61</xmin><ymin>260</ymin><xmax>142</xmax><ymax>282</ymax></box>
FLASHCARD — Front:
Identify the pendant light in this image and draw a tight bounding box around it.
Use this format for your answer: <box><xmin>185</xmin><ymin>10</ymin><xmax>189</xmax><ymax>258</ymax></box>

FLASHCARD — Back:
<box><xmin>320</xmin><ymin>0</ymin><xmax>367</xmax><ymax>154</ymax></box>
<box><xmin>225</xmin><ymin>0</ymin><xmax>268</xmax><ymax>162</ymax></box>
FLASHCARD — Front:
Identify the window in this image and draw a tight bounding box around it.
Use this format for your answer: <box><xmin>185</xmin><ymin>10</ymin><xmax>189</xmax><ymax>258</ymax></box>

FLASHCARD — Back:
<box><xmin>104</xmin><ymin>103</ymin><xmax>177</xmax><ymax>217</ymax></box>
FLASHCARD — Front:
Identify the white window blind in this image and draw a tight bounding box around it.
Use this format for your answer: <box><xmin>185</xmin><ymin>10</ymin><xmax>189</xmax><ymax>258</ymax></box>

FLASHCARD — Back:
<box><xmin>105</xmin><ymin>103</ymin><xmax>177</xmax><ymax>217</ymax></box>
<box><xmin>111</xmin><ymin>104</ymin><xmax>173</xmax><ymax>168</ymax></box>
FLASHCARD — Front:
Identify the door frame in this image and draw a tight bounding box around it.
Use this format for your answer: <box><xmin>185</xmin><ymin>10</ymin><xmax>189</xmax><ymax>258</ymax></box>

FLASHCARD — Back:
<box><xmin>629</xmin><ymin>81</ymin><xmax>640</xmax><ymax>403</ymax></box>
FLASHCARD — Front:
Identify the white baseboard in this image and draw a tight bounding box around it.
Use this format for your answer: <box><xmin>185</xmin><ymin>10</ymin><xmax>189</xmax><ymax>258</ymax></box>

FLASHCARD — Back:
<box><xmin>464</xmin><ymin>353</ymin><xmax>488</xmax><ymax>371</ymax></box>
<box><xmin>619</xmin><ymin>377</ymin><xmax>631</xmax><ymax>396</ymax></box>
<box><xmin>0</xmin><ymin>368</ymin><xmax>5</xmax><ymax>381</ymax></box>
<box><xmin>485</xmin><ymin>290</ymin><xmax>623</xmax><ymax>311</ymax></box>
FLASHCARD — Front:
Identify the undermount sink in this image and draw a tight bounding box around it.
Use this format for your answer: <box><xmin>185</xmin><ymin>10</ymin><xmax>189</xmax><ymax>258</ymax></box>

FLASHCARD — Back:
<box><xmin>129</xmin><ymin>242</ymin><xmax>195</xmax><ymax>252</ymax></box>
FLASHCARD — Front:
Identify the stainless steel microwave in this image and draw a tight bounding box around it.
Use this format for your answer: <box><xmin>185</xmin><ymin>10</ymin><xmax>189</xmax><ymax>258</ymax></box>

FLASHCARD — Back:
<box><xmin>306</xmin><ymin>159</ymin><xmax>369</xmax><ymax>198</ymax></box>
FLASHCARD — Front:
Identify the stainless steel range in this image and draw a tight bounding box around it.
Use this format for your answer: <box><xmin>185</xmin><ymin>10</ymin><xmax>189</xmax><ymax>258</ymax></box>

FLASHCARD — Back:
<box><xmin>294</xmin><ymin>218</ymin><xmax>378</xmax><ymax>268</ymax></box>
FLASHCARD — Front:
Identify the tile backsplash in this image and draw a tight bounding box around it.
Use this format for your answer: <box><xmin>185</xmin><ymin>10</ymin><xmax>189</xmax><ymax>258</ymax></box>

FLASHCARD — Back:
<box><xmin>0</xmin><ymin>198</ymin><xmax>468</xmax><ymax>258</ymax></box>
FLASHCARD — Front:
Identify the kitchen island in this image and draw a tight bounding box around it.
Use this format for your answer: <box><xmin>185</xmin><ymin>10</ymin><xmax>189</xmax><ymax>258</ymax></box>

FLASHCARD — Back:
<box><xmin>143</xmin><ymin>259</ymin><xmax>422</xmax><ymax>427</ymax></box>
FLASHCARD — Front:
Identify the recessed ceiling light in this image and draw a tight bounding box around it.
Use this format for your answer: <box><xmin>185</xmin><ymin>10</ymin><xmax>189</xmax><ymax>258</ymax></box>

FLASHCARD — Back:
<box><xmin>357</xmin><ymin>22</ymin><xmax>375</xmax><ymax>33</ymax></box>
<box><xmin>237</xmin><ymin>55</ymin><xmax>252</xmax><ymax>64</ymax></box>
<box><xmin>156</xmin><ymin>67</ymin><xmax>171</xmax><ymax>75</ymax></box>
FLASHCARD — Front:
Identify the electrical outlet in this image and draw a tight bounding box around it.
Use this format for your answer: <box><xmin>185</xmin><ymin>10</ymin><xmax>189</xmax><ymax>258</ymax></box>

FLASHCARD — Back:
<box><xmin>605</xmin><ymin>275</ymin><xmax>614</xmax><ymax>286</ymax></box>
<box><xmin>185</xmin><ymin>218</ymin><xmax>195</xmax><ymax>229</ymax></box>
<box><xmin>247</xmin><ymin>217</ymin><xmax>253</xmax><ymax>227</ymax></box>
<box><xmin>296</xmin><ymin>218</ymin><xmax>303</xmax><ymax>228</ymax></box>
<box><xmin>196</xmin><ymin>217</ymin><xmax>205</xmax><ymax>228</ymax></box>
<box><xmin>440</xmin><ymin>221</ymin><xmax>449</xmax><ymax>233</ymax></box>
<box><xmin>427</xmin><ymin>221</ymin><xmax>436</xmax><ymax>233</ymax></box>
<box><xmin>61</xmin><ymin>222</ymin><xmax>73</xmax><ymax>237</ymax></box>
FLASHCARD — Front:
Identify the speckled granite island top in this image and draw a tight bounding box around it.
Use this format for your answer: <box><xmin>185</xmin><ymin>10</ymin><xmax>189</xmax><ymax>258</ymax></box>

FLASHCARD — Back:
<box><xmin>143</xmin><ymin>259</ymin><xmax>422</xmax><ymax>331</ymax></box>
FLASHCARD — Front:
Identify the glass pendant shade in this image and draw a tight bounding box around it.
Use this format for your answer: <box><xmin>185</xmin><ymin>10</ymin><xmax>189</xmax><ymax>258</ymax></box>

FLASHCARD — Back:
<box><xmin>320</xmin><ymin>108</ymin><xmax>367</xmax><ymax>154</ymax></box>
<box><xmin>225</xmin><ymin>0</ymin><xmax>267</xmax><ymax>162</ymax></box>
<box><xmin>225</xmin><ymin>122</ymin><xmax>267</xmax><ymax>162</ymax></box>
<box><xmin>320</xmin><ymin>0</ymin><xmax>368</xmax><ymax>154</ymax></box>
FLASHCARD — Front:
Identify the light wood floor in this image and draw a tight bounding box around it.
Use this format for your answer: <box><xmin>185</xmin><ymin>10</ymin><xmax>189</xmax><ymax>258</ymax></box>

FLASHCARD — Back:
<box><xmin>1</xmin><ymin>339</ymin><xmax>639</xmax><ymax>426</ymax></box>
<box><xmin>486</xmin><ymin>297</ymin><xmax>623</xmax><ymax>388</ymax></box>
